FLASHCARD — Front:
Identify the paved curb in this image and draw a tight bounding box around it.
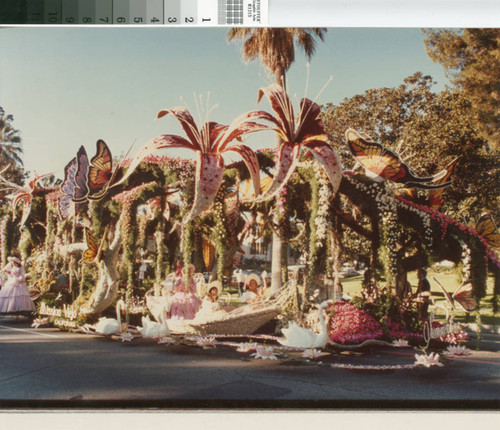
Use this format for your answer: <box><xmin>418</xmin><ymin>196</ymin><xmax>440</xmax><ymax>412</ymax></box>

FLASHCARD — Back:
<box><xmin>462</xmin><ymin>323</ymin><xmax>500</xmax><ymax>335</ymax></box>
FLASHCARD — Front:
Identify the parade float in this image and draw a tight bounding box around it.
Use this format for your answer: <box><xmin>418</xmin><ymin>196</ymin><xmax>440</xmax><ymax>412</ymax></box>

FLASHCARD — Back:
<box><xmin>1</xmin><ymin>83</ymin><xmax>498</xmax><ymax>372</ymax></box>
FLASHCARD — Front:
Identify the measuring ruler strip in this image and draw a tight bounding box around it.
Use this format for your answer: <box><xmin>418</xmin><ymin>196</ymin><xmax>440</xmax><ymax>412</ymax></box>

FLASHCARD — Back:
<box><xmin>0</xmin><ymin>0</ymin><xmax>267</xmax><ymax>25</ymax></box>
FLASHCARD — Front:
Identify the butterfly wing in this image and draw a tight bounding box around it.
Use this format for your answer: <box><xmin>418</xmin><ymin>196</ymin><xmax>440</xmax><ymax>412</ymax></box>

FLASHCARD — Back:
<box><xmin>88</xmin><ymin>140</ymin><xmax>112</xmax><ymax>200</ymax></box>
<box><xmin>434</xmin><ymin>277</ymin><xmax>456</xmax><ymax>309</ymax></box>
<box><xmin>428</xmin><ymin>156</ymin><xmax>460</xmax><ymax>210</ymax></box>
<box><xmin>452</xmin><ymin>282</ymin><xmax>478</xmax><ymax>312</ymax></box>
<box><xmin>73</xmin><ymin>146</ymin><xmax>89</xmax><ymax>202</ymax></box>
<box><xmin>58</xmin><ymin>157</ymin><xmax>78</xmax><ymax>219</ymax></box>
<box><xmin>82</xmin><ymin>228</ymin><xmax>98</xmax><ymax>262</ymax></box>
<box><xmin>475</xmin><ymin>213</ymin><xmax>500</xmax><ymax>248</ymax></box>
<box><xmin>346</xmin><ymin>129</ymin><xmax>418</xmax><ymax>182</ymax></box>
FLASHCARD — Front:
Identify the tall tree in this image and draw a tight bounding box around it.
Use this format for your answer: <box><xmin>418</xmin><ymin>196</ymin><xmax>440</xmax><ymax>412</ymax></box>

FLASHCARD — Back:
<box><xmin>228</xmin><ymin>28</ymin><xmax>327</xmax><ymax>292</ymax></box>
<box><xmin>0</xmin><ymin>107</ymin><xmax>24</xmax><ymax>184</ymax></box>
<box><xmin>423</xmin><ymin>29</ymin><xmax>500</xmax><ymax>150</ymax></box>
<box><xmin>322</xmin><ymin>72</ymin><xmax>498</xmax><ymax>219</ymax></box>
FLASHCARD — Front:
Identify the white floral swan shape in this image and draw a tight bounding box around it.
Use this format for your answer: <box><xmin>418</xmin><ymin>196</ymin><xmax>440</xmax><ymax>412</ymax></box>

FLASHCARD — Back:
<box><xmin>278</xmin><ymin>300</ymin><xmax>333</xmax><ymax>349</ymax></box>
<box><xmin>95</xmin><ymin>299</ymin><xmax>126</xmax><ymax>335</ymax></box>
<box><xmin>138</xmin><ymin>304</ymin><xmax>170</xmax><ymax>338</ymax></box>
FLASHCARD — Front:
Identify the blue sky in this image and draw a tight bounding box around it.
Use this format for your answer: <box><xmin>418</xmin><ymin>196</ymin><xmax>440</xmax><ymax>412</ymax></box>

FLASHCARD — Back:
<box><xmin>0</xmin><ymin>28</ymin><xmax>449</xmax><ymax>178</ymax></box>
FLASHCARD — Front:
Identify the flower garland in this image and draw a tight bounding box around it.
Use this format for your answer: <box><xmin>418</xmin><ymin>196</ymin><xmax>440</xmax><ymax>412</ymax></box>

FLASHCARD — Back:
<box><xmin>0</xmin><ymin>214</ymin><xmax>10</xmax><ymax>267</ymax></box>
<box><xmin>315</xmin><ymin>174</ymin><xmax>332</xmax><ymax>249</ymax></box>
<box><xmin>212</xmin><ymin>183</ymin><xmax>227</xmax><ymax>283</ymax></box>
<box><xmin>113</xmin><ymin>182</ymin><xmax>155</xmax><ymax>308</ymax></box>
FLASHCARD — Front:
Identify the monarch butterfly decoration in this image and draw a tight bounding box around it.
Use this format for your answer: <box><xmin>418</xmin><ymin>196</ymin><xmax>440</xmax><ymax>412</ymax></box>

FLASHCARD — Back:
<box><xmin>428</xmin><ymin>156</ymin><xmax>461</xmax><ymax>211</ymax></box>
<box><xmin>58</xmin><ymin>140</ymin><xmax>133</xmax><ymax>220</ymax></box>
<box><xmin>82</xmin><ymin>228</ymin><xmax>107</xmax><ymax>264</ymax></box>
<box><xmin>433</xmin><ymin>277</ymin><xmax>478</xmax><ymax>313</ymax></box>
<box><xmin>87</xmin><ymin>139</ymin><xmax>113</xmax><ymax>199</ymax></box>
<box><xmin>475</xmin><ymin>213</ymin><xmax>500</xmax><ymax>248</ymax></box>
<box><xmin>345</xmin><ymin>128</ymin><xmax>451</xmax><ymax>190</ymax></box>
<box><xmin>396</xmin><ymin>156</ymin><xmax>461</xmax><ymax>210</ymax></box>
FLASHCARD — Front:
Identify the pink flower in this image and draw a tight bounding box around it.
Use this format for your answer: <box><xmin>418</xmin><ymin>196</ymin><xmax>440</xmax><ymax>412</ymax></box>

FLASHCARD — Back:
<box><xmin>31</xmin><ymin>317</ymin><xmax>50</xmax><ymax>329</ymax></box>
<box><xmin>119</xmin><ymin>332</ymin><xmax>134</xmax><ymax>342</ymax></box>
<box><xmin>443</xmin><ymin>345</ymin><xmax>472</xmax><ymax>356</ymax></box>
<box><xmin>196</xmin><ymin>335</ymin><xmax>216</xmax><ymax>347</ymax></box>
<box><xmin>252</xmin><ymin>345</ymin><xmax>278</xmax><ymax>360</ymax></box>
<box><xmin>302</xmin><ymin>348</ymin><xmax>329</xmax><ymax>359</ymax></box>
<box><xmin>237</xmin><ymin>342</ymin><xmax>258</xmax><ymax>353</ymax></box>
<box><xmin>157</xmin><ymin>336</ymin><xmax>176</xmax><ymax>345</ymax></box>
<box><xmin>414</xmin><ymin>352</ymin><xmax>443</xmax><ymax>367</ymax></box>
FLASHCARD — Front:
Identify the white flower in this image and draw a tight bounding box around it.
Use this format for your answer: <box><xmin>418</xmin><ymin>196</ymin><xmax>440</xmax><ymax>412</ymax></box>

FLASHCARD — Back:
<box><xmin>252</xmin><ymin>345</ymin><xmax>278</xmax><ymax>360</ymax></box>
<box><xmin>443</xmin><ymin>345</ymin><xmax>472</xmax><ymax>356</ymax></box>
<box><xmin>414</xmin><ymin>352</ymin><xmax>444</xmax><ymax>368</ymax></box>
<box><xmin>236</xmin><ymin>342</ymin><xmax>257</xmax><ymax>353</ymax></box>
<box><xmin>157</xmin><ymin>336</ymin><xmax>176</xmax><ymax>345</ymax></box>
<box><xmin>119</xmin><ymin>332</ymin><xmax>134</xmax><ymax>342</ymax></box>
<box><xmin>196</xmin><ymin>335</ymin><xmax>216</xmax><ymax>347</ymax></box>
<box><xmin>78</xmin><ymin>324</ymin><xmax>96</xmax><ymax>334</ymax></box>
<box><xmin>31</xmin><ymin>317</ymin><xmax>50</xmax><ymax>329</ymax></box>
<box><xmin>302</xmin><ymin>348</ymin><xmax>329</xmax><ymax>359</ymax></box>
<box><xmin>392</xmin><ymin>339</ymin><xmax>409</xmax><ymax>348</ymax></box>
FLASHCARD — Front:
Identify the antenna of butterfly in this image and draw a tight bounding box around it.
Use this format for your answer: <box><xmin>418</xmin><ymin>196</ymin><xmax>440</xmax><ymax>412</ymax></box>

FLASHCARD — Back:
<box><xmin>293</xmin><ymin>74</ymin><xmax>333</xmax><ymax>142</ymax></box>
<box><xmin>107</xmin><ymin>139</ymin><xmax>136</xmax><ymax>190</ymax></box>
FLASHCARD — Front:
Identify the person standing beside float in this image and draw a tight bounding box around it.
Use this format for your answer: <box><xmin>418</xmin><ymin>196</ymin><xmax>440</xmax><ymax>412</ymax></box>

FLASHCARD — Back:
<box><xmin>0</xmin><ymin>256</ymin><xmax>36</xmax><ymax>314</ymax></box>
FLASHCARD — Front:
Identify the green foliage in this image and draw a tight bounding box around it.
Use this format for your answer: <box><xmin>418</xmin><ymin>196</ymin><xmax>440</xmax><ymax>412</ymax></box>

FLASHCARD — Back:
<box><xmin>0</xmin><ymin>107</ymin><xmax>25</xmax><ymax>184</ymax></box>
<box><xmin>322</xmin><ymin>72</ymin><xmax>498</xmax><ymax>218</ymax></box>
<box><xmin>423</xmin><ymin>29</ymin><xmax>500</xmax><ymax>150</ymax></box>
<box><xmin>352</xmin><ymin>284</ymin><xmax>421</xmax><ymax>336</ymax></box>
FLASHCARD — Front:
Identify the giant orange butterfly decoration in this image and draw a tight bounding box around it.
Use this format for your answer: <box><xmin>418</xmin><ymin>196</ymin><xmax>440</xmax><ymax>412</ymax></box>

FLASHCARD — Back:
<box><xmin>475</xmin><ymin>213</ymin><xmax>500</xmax><ymax>248</ymax></box>
<box><xmin>428</xmin><ymin>156</ymin><xmax>460</xmax><ymax>210</ymax></box>
<box><xmin>433</xmin><ymin>277</ymin><xmax>478</xmax><ymax>313</ymax></box>
<box><xmin>397</xmin><ymin>156</ymin><xmax>461</xmax><ymax>210</ymax></box>
<box><xmin>81</xmin><ymin>228</ymin><xmax>107</xmax><ymax>264</ymax></box>
<box><xmin>58</xmin><ymin>140</ymin><xmax>131</xmax><ymax>220</ymax></box>
<box><xmin>345</xmin><ymin>129</ymin><xmax>452</xmax><ymax>190</ymax></box>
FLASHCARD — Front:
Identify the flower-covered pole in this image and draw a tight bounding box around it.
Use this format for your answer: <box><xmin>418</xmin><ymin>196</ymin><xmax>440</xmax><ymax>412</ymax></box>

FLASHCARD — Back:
<box><xmin>113</xmin><ymin>182</ymin><xmax>159</xmax><ymax>317</ymax></box>
<box><xmin>154</xmin><ymin>218</ymin><xmax>165</xmax><ymax>296</ymax></box>
<box><xmin>43</xmin><ymin>204</ymin><xmax>57</xmax><ymax>276</ymax></box>
<box><xmin>0</xmin><ymin>214</ymin><xmax>12</xmax><ymax>267</ymax></box>
<box><xmin>253</xmin><ymin>84</ymin><xmax>343</xmax><ymax>293</ymax></box>
<box><xmin>212</xmin><ymin>182</ymin><xmax>228</xmax><ymax>284</ymax></box>
<box><xmin>305</xmin><ymin>172</ymin><xmax>325</xmax><ymax>305</ymax></box>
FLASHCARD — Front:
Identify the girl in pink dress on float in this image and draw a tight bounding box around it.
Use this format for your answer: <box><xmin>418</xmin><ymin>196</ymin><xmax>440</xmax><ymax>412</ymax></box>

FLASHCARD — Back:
<box><xmin>169</xmin><ymin>263</ymin><xmax>201</xmax><ymax>320</ymax></box>
<box><xmin>0</xmin><ymin>256</ymin><xmax>36</xmax><ymax>314</ymax></box>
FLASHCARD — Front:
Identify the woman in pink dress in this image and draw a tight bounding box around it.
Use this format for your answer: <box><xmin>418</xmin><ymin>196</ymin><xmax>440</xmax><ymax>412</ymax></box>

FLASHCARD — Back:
<box><xmin>169</xmin><ymin>264</ymin><xmax>202</xmax><ymax>320</ymax></box>
<box><xmin>0</xmin><ymin>256</ymin><xmax>36</xmax><ymax>313</ymax></box>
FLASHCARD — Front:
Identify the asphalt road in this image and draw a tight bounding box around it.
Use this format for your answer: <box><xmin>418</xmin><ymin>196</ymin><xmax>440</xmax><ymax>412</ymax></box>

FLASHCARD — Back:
<box><xmin>0</xmin><ymin>316</ymin><xmax>499</xmax><ymax>409</ymax></box>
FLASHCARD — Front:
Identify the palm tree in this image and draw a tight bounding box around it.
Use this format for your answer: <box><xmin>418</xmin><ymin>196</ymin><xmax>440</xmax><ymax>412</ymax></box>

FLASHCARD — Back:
<box><xmin>0</xmin><ymin>107</ymin><xmax>24</xmax><ymax>184</ymax></box>
<box><xmin>228</xmin><ymin>28</ymin><xmax>327</xmax><ymax>293</ymax></box>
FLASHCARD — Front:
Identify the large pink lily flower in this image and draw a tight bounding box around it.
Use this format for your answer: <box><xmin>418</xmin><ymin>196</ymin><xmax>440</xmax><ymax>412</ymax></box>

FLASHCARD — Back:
<box><xmin>114</xmin><ymin>106</ymin><xmax>270</xmax><ymax>222</ymax></box>
<box><xmin>254</xmin><ymin>83</ymin><xmax>343</xmax><ymax>201</ymax></box>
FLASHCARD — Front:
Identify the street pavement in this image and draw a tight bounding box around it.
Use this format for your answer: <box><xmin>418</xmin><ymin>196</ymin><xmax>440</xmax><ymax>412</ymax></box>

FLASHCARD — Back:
<box><xmin>0</xmin><ymin>316</ymin><xmax>499</xmax><ymax>409</ymax></box>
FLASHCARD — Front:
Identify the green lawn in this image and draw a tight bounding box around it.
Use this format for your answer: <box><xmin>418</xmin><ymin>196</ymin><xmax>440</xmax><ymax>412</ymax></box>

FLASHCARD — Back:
<box><xmin>341</xmin><ymin>270</ymin><xmax>499</xmax><ymax>326</ymax></box>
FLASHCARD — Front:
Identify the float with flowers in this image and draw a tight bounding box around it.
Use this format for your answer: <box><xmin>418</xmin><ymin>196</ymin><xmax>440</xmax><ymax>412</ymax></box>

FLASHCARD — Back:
<box><xmin>0</xmin><ymin>82</ymin><xmax>498</xmax><ymax>372</ymax></box>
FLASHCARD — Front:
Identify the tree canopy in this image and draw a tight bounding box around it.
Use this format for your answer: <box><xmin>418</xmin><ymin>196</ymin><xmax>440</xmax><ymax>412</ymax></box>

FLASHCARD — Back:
<box><xmin>322</xmin><ymin>72</ymin><xmax>499</xmax><ymax>220</ymax></box>
<box><xmin>423</xmin><ymin>29</ymin><xmax>500</xmax><ymax>150</ymax></box>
